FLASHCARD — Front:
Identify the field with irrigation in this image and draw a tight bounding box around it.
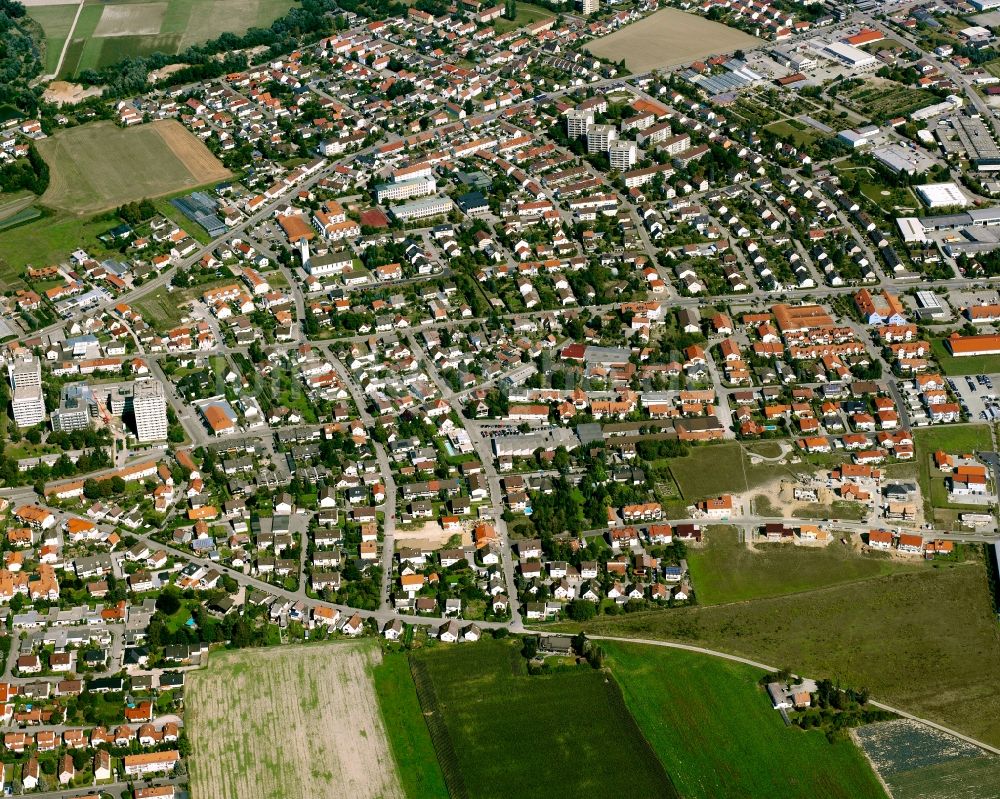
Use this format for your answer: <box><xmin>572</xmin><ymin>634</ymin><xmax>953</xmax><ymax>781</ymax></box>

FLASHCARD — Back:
<box><xmin>604</xmin><ymin>641</ymin><xmax>887</xmax><ymax>799</ymax></box>
<box><xmin>687</xmin><ymin>526</ymin><xmax>928</xmax><ymax>605</ymax></box>
<box><xmin>553</xmin><ymin>561</ymin><xmax>1000</xmax><ymax>748</ymax></box>
<box><xmin>409</xmin><ymin>639</ymin><xmax>678</xmax><ymax>799</ymax></box>
<box><xmin>187</xmin><ymin>641</ymin><xmax>404</xmax><ymax>799</ymax></box>
<box><xmin>855</xmin><ymin>719</ymin><xmax>1000</xmax><ymax>799</ymax></box>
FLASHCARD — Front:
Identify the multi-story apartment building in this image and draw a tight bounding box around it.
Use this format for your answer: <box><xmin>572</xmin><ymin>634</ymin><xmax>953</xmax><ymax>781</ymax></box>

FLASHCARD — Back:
<box><xmin>131</xmin><ymin>379</ymin><xmax>168</xmax><ymax>442</ymax></box>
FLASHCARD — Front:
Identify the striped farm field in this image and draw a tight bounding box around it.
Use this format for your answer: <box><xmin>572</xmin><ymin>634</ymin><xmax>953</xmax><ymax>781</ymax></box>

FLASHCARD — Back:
<box><xmin>187</xmin><ymin>640</ymin><xmax>404</xmax><ymax>799</ymax></box>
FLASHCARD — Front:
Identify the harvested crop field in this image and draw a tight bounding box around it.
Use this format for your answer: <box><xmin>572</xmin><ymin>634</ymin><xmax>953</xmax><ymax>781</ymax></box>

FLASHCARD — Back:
<box><xmin>37</xmin><ymin>119</ymin><xmax>230</xmax><ymax>215</ymax></box>
<box><xmin>187</xmin><ymin>641</ymin><xmax>404</xmax><ymax>799</ymax></box>
<box><xmin>587</xmin><ymin>7</ymin><xmax>760</xmax><ymax>72</ymax></box>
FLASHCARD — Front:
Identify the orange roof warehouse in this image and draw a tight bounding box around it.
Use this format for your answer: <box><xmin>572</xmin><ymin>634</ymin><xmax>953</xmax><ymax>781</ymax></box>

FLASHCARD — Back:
<box><xmin>945</xmin><ymin>332</ymin><xmax>1000</xmax><ymax>357</ymax></box>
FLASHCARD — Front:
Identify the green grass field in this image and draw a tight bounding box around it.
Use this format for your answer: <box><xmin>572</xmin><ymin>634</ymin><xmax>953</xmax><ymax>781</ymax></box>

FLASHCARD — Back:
<box><xmin>604</xmin><ymin>642</ymin><xmax>887</xmax><ymax>799</ymax></box>
<box><xmin>0</xmin><ymin>211</ymin><xmax>115</xmax><ymax>276</ymax></box>
<box><xmin>372</xmin><ymin>653</ymin><xmax>449</xmax><ymax>799</ymax></box>
<box><xmin>555</xmin><ymin>562</ymin><xmax>1000</xmax><ymax>748</ymax></box>
<box><xmin>668</xmin><ymin>442</ymin><xmax>787</xmax><ymax>501</ymax></box>
<box><xmin>411</xmin><ymin>640</ymin><xmax>678</xmax><ymax>799</ymax></box>
<box><xmin>764</xmin><ymin>119</ymin><xmax>824</xmax><ymax>149</ymax></box>
<box><xmin>57</xmin><ymin>2</ymin><xmax>102</xmax><ymax>79</ymax></box>
<box><xmin>492</xmin><ymin>2</ymin><xmax>554</xmax><ymax>33</ymax></box>
<box><xmin>931</xmin><ymin>337</ymin><xmax>1000</xmax><ymax>375</ymax></box>
<box><xmin>133</xmin><ymin>287</ymin><xmax>188</xmax><ymax>328</ymax></box>
<box><xmin>134</xmin><ymin>277</ymin><xmax>237</xmax><ymax>328</ymax></box>
<box><xmin>26</xmin><ymin>3</ymin><xmax>79</xmax><ymax>74</ymax></box>
<box><xmin>792</xmin><ymin>499</ymin><xmax>868</xmax><ymax>521</ymax></box>
<box><xmin>687</xmin><ymin>526</ymin><xmax>927</xmax><ymax>605</ymax></box>
<box><xmin>58</xmin><ymin>0</ymin><xmax>298</xmax><ymax>76</ymax></box>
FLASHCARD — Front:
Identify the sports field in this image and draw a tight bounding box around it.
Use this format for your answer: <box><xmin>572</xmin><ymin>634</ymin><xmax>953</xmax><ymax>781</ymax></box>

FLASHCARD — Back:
<box><xmin>587</xmin><ymin>7</ymin><xmax>760</xmax><ymax>71</ymax></box>
<box><xmin>410</xmin><ymin>640</ymin><xmax>678</xmax><ymax>798</ymax></box>
<box><xmin>688</xmin><ymin>526</ymin><xmax>927</xmax><ymax>605</ymax></box>
<box><xmin>604</xmin><ymin>641</ymin><xmax>887</xmax><ymax>799</ymax></box>
<box><xmin>555</xmin><ymin>563</ymin><xmax>1000</xmax><ymax>748</ymax></box>
<box><xmin>187</xmin><ymin>641</ymin><xmax>405</xmax><ymax>799</ymax></box>
<box><xmin>56</xmin><ymin>0</ymin><xmax>298</xmax><ymax>77</ymax></box>
<box><xmin>36</xmin><ymin>119</ymin><xmax>230</xmax><ymax>215</ymax></box>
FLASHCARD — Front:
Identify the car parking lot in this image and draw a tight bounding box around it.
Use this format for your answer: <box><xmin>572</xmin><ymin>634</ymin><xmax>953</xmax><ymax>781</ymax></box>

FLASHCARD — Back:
<box><xmin>948</xmin><ymin>373</ymin><xmax>1000</xmax><ymax>422</ymax></box>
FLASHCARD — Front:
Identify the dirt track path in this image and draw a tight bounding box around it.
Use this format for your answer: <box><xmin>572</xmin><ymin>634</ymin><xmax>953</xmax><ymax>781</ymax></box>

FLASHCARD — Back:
<box><xmin>45</xmin><ymin>0</ymin><xmax>84</xmax><ymax>81</ymax></box>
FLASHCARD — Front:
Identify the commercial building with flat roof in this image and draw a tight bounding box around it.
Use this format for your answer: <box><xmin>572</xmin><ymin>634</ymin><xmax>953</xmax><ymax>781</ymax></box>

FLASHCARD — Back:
<box><xmin>917</xmin><ymin>182</ymin><xmax>969</xmax><ymax>208</ymax></box>
<box><xmin>817</xmin><ymin>40</ymin><xmax>877</xmax><ymax>69</ymax></box>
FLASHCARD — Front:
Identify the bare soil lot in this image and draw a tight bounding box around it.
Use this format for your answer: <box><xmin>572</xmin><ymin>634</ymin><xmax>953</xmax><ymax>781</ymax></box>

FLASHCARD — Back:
<box><xmin>587</xmin><ymin>7</ymin><xmax>760</xmax><ymax>72</ymax></box>
<box><xmin>42</xmin><ymin>80</ymin><xmax>104</xmax><ymax>105</ymax></box>
<box><xmin>187</xmin><ymin>641</ymin><xmax>405</xmax><ymax>799</ymax></box>
<box><xmin>395</xmin><ymin>519</ymin><xmax>472</xmax><ymax>549</ymax></box>
<box><xmin>37</xmin><ymin>119</ymin><xmax>230</xmax><ymax>215</ymax></box>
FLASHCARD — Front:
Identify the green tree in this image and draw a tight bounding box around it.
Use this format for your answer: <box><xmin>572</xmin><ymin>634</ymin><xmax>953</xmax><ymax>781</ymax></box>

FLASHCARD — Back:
<box><xmin>567</xmin><ymin>600</ymin><xmax>596</xmax><ymax>621</ymax></box>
